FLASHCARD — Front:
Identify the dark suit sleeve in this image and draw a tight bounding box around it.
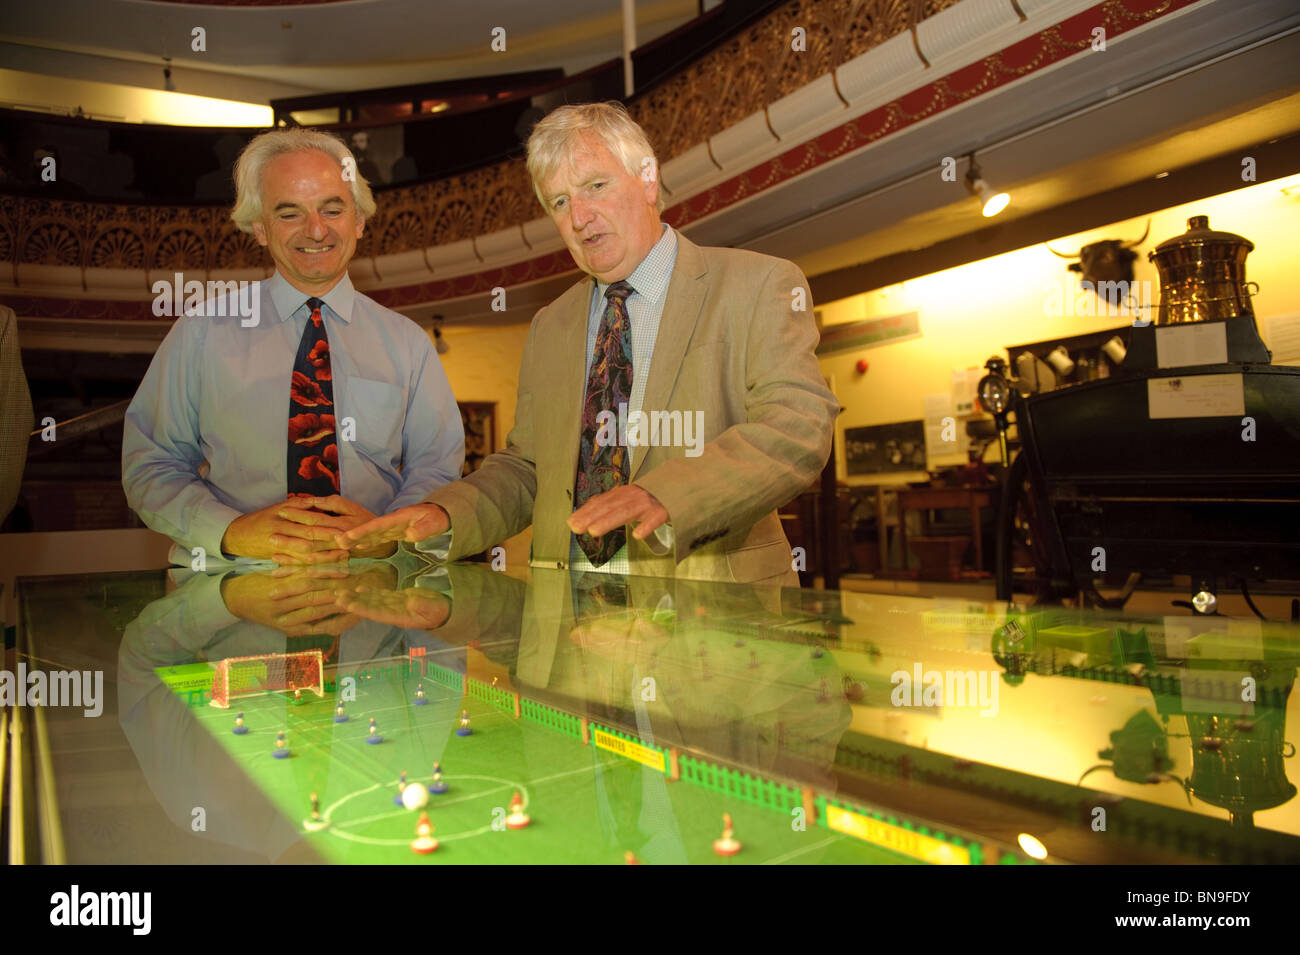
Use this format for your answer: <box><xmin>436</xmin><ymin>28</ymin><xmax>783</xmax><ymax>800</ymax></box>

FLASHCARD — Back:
<box><xmin>634</xmin><ymin>258</ymin><xmax>836</xmax><ymax>562</ymax></box>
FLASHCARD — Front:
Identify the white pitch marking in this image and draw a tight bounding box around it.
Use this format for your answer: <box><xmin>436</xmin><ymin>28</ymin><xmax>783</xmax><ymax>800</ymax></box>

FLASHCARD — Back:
<box><xmin>760</xmin><ymin>834</ymin><xmax>844</xmax><ymax>865</ymax></box>
<box><xmin>322</xmin><ymin>775</ymin><xmax>529</xmax><ymax>846</ymax></box>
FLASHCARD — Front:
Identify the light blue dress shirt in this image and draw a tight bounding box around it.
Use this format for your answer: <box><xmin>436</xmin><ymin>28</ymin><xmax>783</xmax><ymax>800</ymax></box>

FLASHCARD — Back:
<box><xmin>569</xmin><ymin>224</ymin><xmax>678</xmax><ymax>574</ymax></box>
<box><xmin>123</xmin><ymin>270</ymin><xmax>464</xmax><ymax>564</ymax></box>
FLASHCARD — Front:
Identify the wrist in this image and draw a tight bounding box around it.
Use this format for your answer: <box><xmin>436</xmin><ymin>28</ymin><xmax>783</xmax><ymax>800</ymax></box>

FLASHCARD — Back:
<box><xmin>220</xmin><ymin>515</ymin><xmax>244</xmax><ymax>559</ymax></box>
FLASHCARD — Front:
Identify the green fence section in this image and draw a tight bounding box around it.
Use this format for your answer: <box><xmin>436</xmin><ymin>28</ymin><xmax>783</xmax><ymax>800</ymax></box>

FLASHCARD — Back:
<box><xmin>520</xmin><ymin>699</ymin><xmax>582</xmax><ymax>738</ymax></box>
<box><xmin>679</xmin><ymin>754</ymin><xmax>801</xmax><ymax>813</ymax></box>
<box><xmin>426</xmin><ymin>663</ymin><xmax>463</xmax><ymax>694</ymax></box>
<box><xmin>466</xmin><ymin>678</ymin><xmax>515</xmax><ymax>714</ymax></box>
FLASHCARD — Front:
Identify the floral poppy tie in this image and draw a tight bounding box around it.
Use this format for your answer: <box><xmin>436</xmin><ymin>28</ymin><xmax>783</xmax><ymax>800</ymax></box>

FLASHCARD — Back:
<box><xmin>286</xmin><ymin>297</ymin><xmax>339</xmax><ymax>496</ymax></box>
<box><xmin>574</xmin><ymin>281</ymin><xmax>634</xmax><ymax>566</ymax></box>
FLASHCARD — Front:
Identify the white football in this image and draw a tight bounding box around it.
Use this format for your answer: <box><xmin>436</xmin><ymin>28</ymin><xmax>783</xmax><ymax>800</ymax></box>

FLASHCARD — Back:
<box><xmin>402</xmin><ymin>783</ymin><xmax>430</xmax><ymax>811</ymax></box>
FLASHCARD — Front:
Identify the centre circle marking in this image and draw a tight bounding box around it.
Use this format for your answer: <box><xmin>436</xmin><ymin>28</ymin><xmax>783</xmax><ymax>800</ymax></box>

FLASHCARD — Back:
<box><xmin>317</xmin><ymin>775</ymin><xmax>530</xmax><ymax>846</ymax></box>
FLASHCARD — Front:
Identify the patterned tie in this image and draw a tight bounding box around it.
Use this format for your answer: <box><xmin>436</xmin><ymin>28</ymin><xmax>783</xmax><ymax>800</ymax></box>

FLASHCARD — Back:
<box><xmin>286</xmin><ymin>297</ymin><xmax>339</xmax><ymax>496</ymax></box>
<box><xmin>574</xmin><ymin>281</ymin><xmax>634</xmax><ymax>566</ymax></box>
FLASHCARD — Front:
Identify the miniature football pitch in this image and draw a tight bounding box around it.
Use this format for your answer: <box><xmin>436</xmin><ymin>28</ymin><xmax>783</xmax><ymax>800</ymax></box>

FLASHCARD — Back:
<box><xmin>192</xmin><ymin>668</ymin><xmax>927</xmax><ymax>865</ymax></box>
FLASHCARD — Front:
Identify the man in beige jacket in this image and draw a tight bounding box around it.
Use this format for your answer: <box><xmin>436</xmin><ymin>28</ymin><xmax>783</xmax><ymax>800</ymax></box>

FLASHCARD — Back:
<box><xmin>337</xmin><ymin>103</ymin><xmax>835</xmax><ymax>584</ymax></box>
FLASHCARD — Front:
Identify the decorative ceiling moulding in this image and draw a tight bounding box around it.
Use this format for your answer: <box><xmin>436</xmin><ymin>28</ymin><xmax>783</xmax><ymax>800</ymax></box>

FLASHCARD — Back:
<box><xmin>708</xmin><ymin>111</ymin><xmax>781</xmax><ymax>174</ymax></box>
<box><xmin>474</xmin><ymin>226</ymin><xmax>531</xmax><ymax>263</ymax></box>
<box><xmin>767</xmin><ymin>74</ymin><xmax>848</xmax><ymax>143</ymax></box>
<box><xmin>521</xmin><ymin>217</ymin><xmax>565</xmax><ymax>254</ymax></box>
<box><xmin>1</xmin><ymin>0</ymin><xmax>1257</xmax><ymax>320</ymax></box>
<box><xmin>83</xmin><ymin>267</ymin><xmax>150</xmax><ymax>293</ymax></box>
<box><xmin>370</xmin><ymin>248</ymin><xmax>432</xmax><ymax>288</ymax></box>
<box><xmin>423</xmin><ymin>238</ymin><xmax>479</xmax><ymax>275</ymax></box>
<box><xmin>835</xmin><ymin>31</ymin><xmax>929</xmax><ymax>107</ymax></box>
<box><xmin>0</xmin><ymin>0</ymin><xmax>957</xmax><ymax>312</ymax></box>
<box><xmin>914</xmin><ymin>0</ymin><xmax>1026</xmax><ymax>63</ymax></box>
<box><xmin>659</xmin><ymin>142</ymin><xmax>722</xmax><ymax>197</ymax></box>
<box><xmin>347</xmin><ymin>257</ymin><xmax>377</xmax><ymax>286</ymax></box>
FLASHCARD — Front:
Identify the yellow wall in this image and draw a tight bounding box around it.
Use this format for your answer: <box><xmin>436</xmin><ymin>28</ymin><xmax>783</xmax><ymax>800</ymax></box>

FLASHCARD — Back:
<box><xmin>434</xmin><ymin>320</ymin><xmax>534</xmax><ymax>568</ymax></box>
<box><xmin>436</xmin><ymin>321</ymin><xmax>531</xmax><ymax>452</ymax></box>
<box><xmin>0</xmin><ymin>68</ymin><xmax>271</xmax><ymax>126</ymax></box>
<box><xmin>818</xmin><ymin>173</ymin><xmax>1300</xmax><ymax>482</ymax></box>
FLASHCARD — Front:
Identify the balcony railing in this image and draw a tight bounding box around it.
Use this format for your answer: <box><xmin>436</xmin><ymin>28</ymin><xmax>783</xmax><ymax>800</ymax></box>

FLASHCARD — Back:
<box><xmin>0</xmin><ymin>0</ymin><xmax>963</xmax><ymax>274</ymax></box>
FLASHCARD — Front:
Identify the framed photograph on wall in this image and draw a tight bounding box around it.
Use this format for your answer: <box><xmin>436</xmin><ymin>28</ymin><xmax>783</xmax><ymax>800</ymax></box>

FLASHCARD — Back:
<box><xmin>457</xmin><ymin>401</ymin><xmax>496</xmax><ymax>475</ymax></box>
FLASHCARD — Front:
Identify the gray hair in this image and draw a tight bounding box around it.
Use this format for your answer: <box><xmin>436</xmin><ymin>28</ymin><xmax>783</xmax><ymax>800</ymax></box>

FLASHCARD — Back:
<box><xmin>526</xmin><ymin>102</ymin><xmax>663</xmax><ymax>213</ymax></box>
<box><xmin>230</xmin><ymin>128</ymin><xmax>377</xmax><ymax>233</ymax></box>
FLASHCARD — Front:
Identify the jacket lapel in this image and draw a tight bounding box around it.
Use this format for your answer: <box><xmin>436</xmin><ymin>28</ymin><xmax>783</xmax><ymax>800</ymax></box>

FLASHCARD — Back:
<box><xmin>557</xmin><ymin>278</ymin><xmax>592</xmax><ymax>476</ymax></box>
<box><xmin>630</xmin><ymin>233</ymin><xmax>708</xmax><ymax>477</ymax></box>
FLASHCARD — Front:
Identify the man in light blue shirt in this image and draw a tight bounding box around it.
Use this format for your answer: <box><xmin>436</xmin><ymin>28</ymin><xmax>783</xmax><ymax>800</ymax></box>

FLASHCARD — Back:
<box><xmin>123</xmin><ymin>129</ymin><xmax>463</xmax><ymax>566</ymax></box>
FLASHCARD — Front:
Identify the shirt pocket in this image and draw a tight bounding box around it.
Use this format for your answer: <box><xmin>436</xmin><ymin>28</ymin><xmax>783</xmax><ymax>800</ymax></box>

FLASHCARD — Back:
<box><xmin>343</xmin><ymin>376</ymin><xmax>405</xmax><ymax>466</ymax></box>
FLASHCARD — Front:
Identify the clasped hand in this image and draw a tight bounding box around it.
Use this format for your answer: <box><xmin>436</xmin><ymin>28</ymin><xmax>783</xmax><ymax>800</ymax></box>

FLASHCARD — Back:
<box><xmin>222</xmin><ymin>494</ymin><xmax>396</xmax><ymax>564</ymax></box>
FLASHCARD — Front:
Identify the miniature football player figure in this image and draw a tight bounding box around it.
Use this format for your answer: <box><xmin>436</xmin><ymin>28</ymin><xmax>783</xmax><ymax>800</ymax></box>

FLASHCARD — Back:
<box><xmin>410</xmin><ymin>812</ymin><xmax>438</xmax><ymax>854</ymax></box>
<box><xmin>273</xmin><ymin>729</ymin><xmax>290</xmax><ymax>758</ymax></box>
<box><xmin>303</xmin><ymin>791</ymin><xmax>328</xmax><ymax>831</ymax></box>
<box><xmin>366</xmin><ymin>717</ymin><xmax>383</xmax><ymax>744</ymax></box>
<box><xmin>505</xmin><ymin>791</ymin><xmax>530</xmax><ymax>829</ymax></box>
<box><xmin>413</xmin><ymin>683</ymin><xmax>427</xmax><ymax>705</ymax></box>
<box><xmin>334</xmin><ymin>701</ymin><xmax>348</xmax><ymax>723</ymax></box>
<box><xmin>393</xmin><ymin>770</ymin><xmax>408</xmax><ymax>805</ymax></box>
<box><xmin>429</xmin><ymin>762</ymin><xmax>448</xmax><ymax>795</ymax></box>
<box><xmin>455</xmin><ymin>710</ymin><xmax>472</xmax><ymax>736</ymax></box>
<box><xmin>232</xmin><ymin>711</ymin><xmax>248</xmax><ymax>735</ymax></box>
<box><xmin>713</xmin><ymin>812</ymin><xmax>741</xmax><ymax>856</ymax></box>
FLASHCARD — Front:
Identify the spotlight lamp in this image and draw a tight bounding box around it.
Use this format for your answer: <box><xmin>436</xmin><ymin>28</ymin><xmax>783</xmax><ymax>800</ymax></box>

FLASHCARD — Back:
<box><xmin>965</xmin><ymin>154</ymin><xmax>1010</xmax><ymax>218</ymax></box>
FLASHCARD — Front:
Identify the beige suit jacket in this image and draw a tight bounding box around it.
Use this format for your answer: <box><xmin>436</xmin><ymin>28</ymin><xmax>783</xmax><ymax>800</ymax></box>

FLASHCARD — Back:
<box><xmin>424</xmin><ymin>232</ymin><xmax>837</xmax><ymax>583</ymax></box>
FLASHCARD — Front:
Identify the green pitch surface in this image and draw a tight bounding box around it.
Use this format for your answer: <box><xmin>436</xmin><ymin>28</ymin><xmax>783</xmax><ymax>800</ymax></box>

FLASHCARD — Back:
<box><xmin>191</xmin><ymin>667</ymin><xmax>925</xmax><ymax>864</ymax></box>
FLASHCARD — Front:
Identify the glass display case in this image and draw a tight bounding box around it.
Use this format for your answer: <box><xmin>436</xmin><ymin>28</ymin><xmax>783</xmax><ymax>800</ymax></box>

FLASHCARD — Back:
<box><xmin>8</xmin><ymin>554</ymin><xmax>1298</xmax><ymax>865</ymax></box>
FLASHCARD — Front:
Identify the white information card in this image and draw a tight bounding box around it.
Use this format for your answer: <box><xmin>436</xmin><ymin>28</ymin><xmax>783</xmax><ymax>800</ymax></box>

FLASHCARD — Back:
<box><xmin>1147</xmin><ymin>373</ymin><xmax>1245</xmax><ymax>419</ymax></box>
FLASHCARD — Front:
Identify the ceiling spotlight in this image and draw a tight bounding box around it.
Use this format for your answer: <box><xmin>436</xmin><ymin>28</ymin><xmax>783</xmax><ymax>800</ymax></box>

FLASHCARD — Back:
<box><xmin>965</xmin><ymin>154</ymin><xmax>1010</xmax><ymax>218</ymax></box>
<box><xmin>162</xmin><ymin>57</ymin><xmax>175</xmax><ymax>92</ymax></box>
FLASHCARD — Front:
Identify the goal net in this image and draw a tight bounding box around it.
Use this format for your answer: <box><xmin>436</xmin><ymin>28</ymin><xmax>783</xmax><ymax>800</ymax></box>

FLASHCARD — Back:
<box><xmin>209</xmin><ymin>650</ymin><xmax>325</xmax><ymax>708</ymax></box>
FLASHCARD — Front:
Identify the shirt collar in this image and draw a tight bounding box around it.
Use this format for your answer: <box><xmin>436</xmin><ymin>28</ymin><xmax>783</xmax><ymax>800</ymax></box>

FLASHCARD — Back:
<box><xmin>268</xmin><ymin>269</ymin><xmax>357</xmax><ymax>324</ymax></box>
<box><xmin>594</xmin><ymin>223</ymin><xmax>676</xmax><ymax>305</ymax></box>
